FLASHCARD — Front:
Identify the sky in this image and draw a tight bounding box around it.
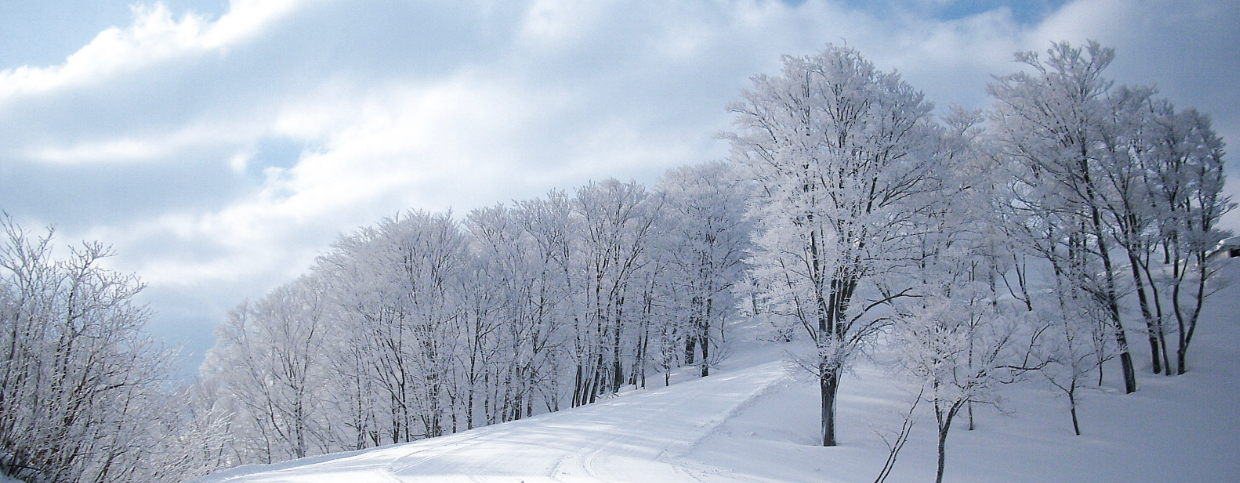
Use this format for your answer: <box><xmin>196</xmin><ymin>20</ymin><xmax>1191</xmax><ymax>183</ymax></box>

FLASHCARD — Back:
<box><xmin>2</xmin><ymin>0</ymin><xmax>1238</xmax><ymax>376</ymax></box>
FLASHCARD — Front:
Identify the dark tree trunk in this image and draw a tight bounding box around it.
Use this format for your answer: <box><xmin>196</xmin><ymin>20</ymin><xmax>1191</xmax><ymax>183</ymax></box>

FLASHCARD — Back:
<box><xmin>821</xmin><ymin>370</ymin><xmax>838</xmax><ymax>446</ymax></box>
<box><xmin>701</xmin><ymin>298</ymin><xmax>713</xmax><ymax>377</ymax></box>
<box><xmin>1118</xmin><ymin>350</ymin><xmax>1137</xmax><ymax>393</ymax></box>
<box><xmin>1176</xmin><ymin>259</ymin><xmax>1209</xmax><ymax>375</ymax></box>
<box><xmin>1128</xmin><ymin>253</ymin><xmax>1163</xmax><ymax>374</ymax></box>
<box><xmin>1096</xmin><ymin>227</ymin><xmax>1137</xmax><ymax>393</ymax></box>
<box><xmin>613</xmin><ymin>303</ymin><xmax>624</xmax><ymax>393</ymax></box>
<box><xmin>1159</xmin><ymin>327</ymin><xmax>1172</xmax><ymax>377</ymax></box>
<box><xmin>700</xmin><ymin>334</ymin><xmax>710</xmax><ymax>377</ymax></box>
<box><xmin>934</xmin><ymin>408</ymin><xmax>951</xmax><ymax>483</ymax></box>
<box><xmin>934</xmin><ymin>401</ymin><xmax>964</xmax><ymax>483</ymax></box>
<box><xmin>935</xmin><ymin>428</ymin><xmax>948</xmax><ymax>483</ymax></box>
<box><xmin>1177</xmin><ymin>346</ymin><xmax>1187</xmax><ymax>375</ymax></box>
<box><xmin>1068</xmin><ymin>385</ymin><xmax>1081</xmax><ymax>436</ymax></box>
<box><xmin>572</xmin><ymin>364</ymin><xmax>584</xmax><ymax>407</ymax></box>
<box><xmin>1083</xmin><ymin>153</ymin><xmax>1136</xmax><ymax>393</ymax></box>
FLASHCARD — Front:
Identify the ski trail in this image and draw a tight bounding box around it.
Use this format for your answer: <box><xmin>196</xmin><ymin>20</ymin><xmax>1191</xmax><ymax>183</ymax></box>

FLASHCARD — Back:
<box><xmin>536</xmin><ymin>360</ymin><xmax>790</xmax><ymax>482</ymax></box>
<box><xmin>210</xmin><ymin>360</ymin><xmax>789</xmax><ymax>483</ymax></box>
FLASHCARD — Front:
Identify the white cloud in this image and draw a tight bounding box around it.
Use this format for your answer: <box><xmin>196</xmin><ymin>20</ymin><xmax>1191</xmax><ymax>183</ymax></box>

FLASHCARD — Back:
<box><xmin>0</xmin><ymin>1</ymin><xmax>302</xmax><ymax>98</ymax></box>
<box><xmin>201</xmin><ymin>0</ymin><xmax>305</xmax><ymax>49</ymax></box>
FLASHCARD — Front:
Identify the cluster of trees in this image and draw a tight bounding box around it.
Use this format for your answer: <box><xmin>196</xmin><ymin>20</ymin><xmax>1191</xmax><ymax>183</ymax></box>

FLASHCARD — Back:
<box><xmin>0</xmin><ymin>40</ymin><xmax>1227</xmax><ymax>483</ymax></box>
<box><xmin>728</xmin><ymin>41</ymin><xmax>1230</xmax><ymax>483</ymax></box>
<box><xmin>186</xmin><ymin>165</ymin><xmax>753</xmax><ymax>469</ymax></box>
<box><xmin>0</xmin><ymin>219</ymin><xmax>193</xmax><ymax>482</ymax></box>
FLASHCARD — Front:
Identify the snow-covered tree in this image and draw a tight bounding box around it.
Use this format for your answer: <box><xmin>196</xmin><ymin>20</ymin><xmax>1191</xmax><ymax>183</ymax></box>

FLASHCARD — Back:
<box><xmin>893</xmin><ymin>288</ymin><xmax>1017</xmax><ymax>483</ymax></box>
<box><xmin>465</xmin><ymin>203</ymin><xmax>564</xmax><ymax>424</ymax></box>
<box><xmin>204</xmin><ymin>274</ymin><xmax>334</xmax><ymax>463</ymax></box>
<box><xmin>1035</xmin><ymin>276</ymin><xmax>1108</xmax><ymax>436</ymax></box>
<box><xmin>570</xmin><ymin>179</ymin><xmax>661</xmax><ymax>406</ymax></box>
<box><xmin>0</xmin><ymin>219</ymin><xmax>180</xmax><ymax>482</ymax></box>
<box><xmin>655</xmin><ymin>162</ymin><xmax>753</xmax><ymax>377</ymax></box>
<box><xmin>725</xmin><ymin>45</ymin><xmax>945</xmax><ymax>446</ymax></box>
<box><xmin>367</xmin><ymin>210</ymin><xmax>469</xmax><ymax>440</ymax></box>
<box><xmin>889</xmin><ymin>110</ymin><xmax>1028</xmax><ymax>480</ymax></box>
<box><xmin>511</xmin><ymin>191</ymin><xmax>577</xmax><ymax>411</ymax></box>
<box><xmin>988</xmin><ymin>40</ymin><xmax>1139</xmax><ymax>393</ymax></box>
<box><xmin>989</xmin><ymin>40</ymin><xmax>1232</xmax><ymax>386</ymax></box>
<box><xmin>1140</xmin><ymin>103</ymin><xmax>1231</xmax><ymax>375</ymax></box>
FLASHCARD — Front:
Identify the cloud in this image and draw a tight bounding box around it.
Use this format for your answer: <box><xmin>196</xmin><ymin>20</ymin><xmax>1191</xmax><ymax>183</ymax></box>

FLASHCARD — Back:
<box><xmin>1</xmin><ymin>0</ymin><xmax>1236</xmax><ymax>372</ymax></box>
<box><xmin>0</xmin><ymin>1</ymin><xmax>300</xmax><ymax>98</ymax></box>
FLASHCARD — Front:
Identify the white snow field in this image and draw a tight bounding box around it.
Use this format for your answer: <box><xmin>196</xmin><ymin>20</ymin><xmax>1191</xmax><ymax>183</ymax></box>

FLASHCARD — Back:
<box><xmin>200</xmin><ymin>266</ymin><xmax>1240</xmax><ymax>483</ymax></box>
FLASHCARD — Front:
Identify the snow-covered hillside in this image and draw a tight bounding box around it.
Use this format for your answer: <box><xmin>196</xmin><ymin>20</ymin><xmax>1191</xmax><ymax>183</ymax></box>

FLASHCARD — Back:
<box><xmin>199</xmin><ymin>263</ymin><xmax>1240</xmax><ymax>483</ymax></box>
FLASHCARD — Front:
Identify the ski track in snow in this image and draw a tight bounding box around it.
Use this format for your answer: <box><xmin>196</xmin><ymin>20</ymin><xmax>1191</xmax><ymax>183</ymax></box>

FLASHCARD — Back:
<box><xmin>205</xmin><ymin>361</ymin><xmax>789</xmax><ymax>483</ymax></box>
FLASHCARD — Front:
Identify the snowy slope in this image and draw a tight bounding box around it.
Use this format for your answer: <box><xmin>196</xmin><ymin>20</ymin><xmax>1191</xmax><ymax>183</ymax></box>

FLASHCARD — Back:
<box><xmin>200</xmin><ymin>264</ymin><xmax>1240</xmax><ymax>483</ymax></box>
<box><xmin>198</xmin><ymin>357</ymin><xmax>792</xmax><ymax>483</ymax></box>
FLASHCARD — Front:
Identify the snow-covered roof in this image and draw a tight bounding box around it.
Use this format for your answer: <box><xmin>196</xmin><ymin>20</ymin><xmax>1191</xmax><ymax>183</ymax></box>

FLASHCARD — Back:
<box><xmin>1217</xmin><ymin>236</ymin><xmax>1240</xmax><ymax>248</ymax></box>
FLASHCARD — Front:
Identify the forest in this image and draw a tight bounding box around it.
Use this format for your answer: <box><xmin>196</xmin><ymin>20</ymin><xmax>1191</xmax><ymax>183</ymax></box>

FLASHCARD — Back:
<box><xmin>0</xmin><ymin>40</ymin><xmax>1230</xmax><ymax>483</ymax></box>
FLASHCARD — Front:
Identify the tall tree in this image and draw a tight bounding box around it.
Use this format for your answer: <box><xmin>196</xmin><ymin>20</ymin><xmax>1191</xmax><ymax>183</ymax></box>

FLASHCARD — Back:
<box><xmin>1144</xmin><ymin>104</ymin><xmax>1231</xmax><ymax>374</ymax></box>
<box><xmin>725</xmin><ymin>45</ymin><xmax>944</xmax><ymax>446</ymax></box>
<box><xmin>1093</xmin><ymin>85</ymin><xmax>1170</xmax><ymax>374</ymax></box>
<box><xmin>988</xmin><ymin>40</ymin><xmax>1138</xmax><ymax>393</ymax></box>
<box><xmin>206</xmin><ymin>275</ymin><xmax>334</xmax><ymax>462</ymax></box>
<box><xmin>513</xmin><ymin>191</ymin><xmax>577</xmax><ymax>412</ymax></box>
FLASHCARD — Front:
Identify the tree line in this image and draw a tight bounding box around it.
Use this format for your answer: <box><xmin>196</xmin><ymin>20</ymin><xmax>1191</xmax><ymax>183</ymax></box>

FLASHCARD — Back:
<box><xmin>183</xmin><ymin>164</ymin><xmax>754</xmax><ymax>471</ymax></box>
<box><xmin>0</xmin><ymin>40</ymin><xmax>1229</xmax><ymax>482</ymax></box>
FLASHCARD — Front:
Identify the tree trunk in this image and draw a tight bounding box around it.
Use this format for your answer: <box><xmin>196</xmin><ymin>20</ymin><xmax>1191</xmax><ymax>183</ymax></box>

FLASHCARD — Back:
<box><xmin>821</xmin><ymin>370</ymin><xmax>839</xmax><ymax>446</ymax></box>
<box><xmin>586</xmin><ymin>367</ymin><xmax>600</xmax><ymax>405</ymax></box>
<box><xmin>934</xmin><ymin>409</ymin><xmax>951</xmax><ymax>483</ymax></box>
<box><xmin>1118</xmin><ymin>350</ymin><xmax>1136</xmax><ymax>393</ymax></box>
<box><xmin>700</xmin><ymin>334</ymin><xmax>710</xmax><ymax>377</ymax></box>
<box><xmin>1176</xmin><ymin>259</ymin><xmax>1209</xmax><ymax>375</ymax></box>
<box><xmin>1140</xmin><ymin>259</ymin><xmax>1175</xmax><ymax>378</ymax></box>
<box><xmin>934</xmin><ymin>401</ymin><xmax>964</xmax><ymax>483</ymax></box>
<box><xmin>1159</xmin><ymin>327</ymin><xmax>1172</xmax><ymax>377</ymax></box>
<box><xmin>701</xmin><ymin>298</ymin><xmax>713</xmax><ymax>377</ymax></box>
<box><xmin>612</xmin><ymin>309</ymin><xmax>624</xmax><ymax>393</ymax></box>
<box><xmin>935</xmin><ymin>428</ymin><xmax>948</xmax><ymax>483</ymax></box>
<box><xmin>1084</xmin><ymin>154</ymin><xmax>1136</xmax><ymax>393</ymax></box>
<box><xmin>1127</xmin><ymin>253</ymin><xmax>1163</xmax><ymax>374</ymax></box>
<box><xmin>1177</xmin><ymin>346</ymin><xmax>1188</xmax><ymax>375</ymax></box>
<box><xmin>1068</xmin><ymin>385</ymin><xmax>1081</xmax><ymax>436</ymax></box>
<box><xmin>1094</xmin><ymin>217</ymin><xmax>1137</xmax><ymax>394</ymax></box>
<box><xmin>572</xmin><ymin>364</ymin><xmax>584</xmax><ymax>407</ymax></box>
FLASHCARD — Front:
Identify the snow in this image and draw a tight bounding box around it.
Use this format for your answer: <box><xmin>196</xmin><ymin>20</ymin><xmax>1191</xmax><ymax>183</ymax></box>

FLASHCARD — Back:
<box><xmin>198</xmin><ymin>265</ymin><xmax>1240</xmax><ymax>483</ymax></box>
